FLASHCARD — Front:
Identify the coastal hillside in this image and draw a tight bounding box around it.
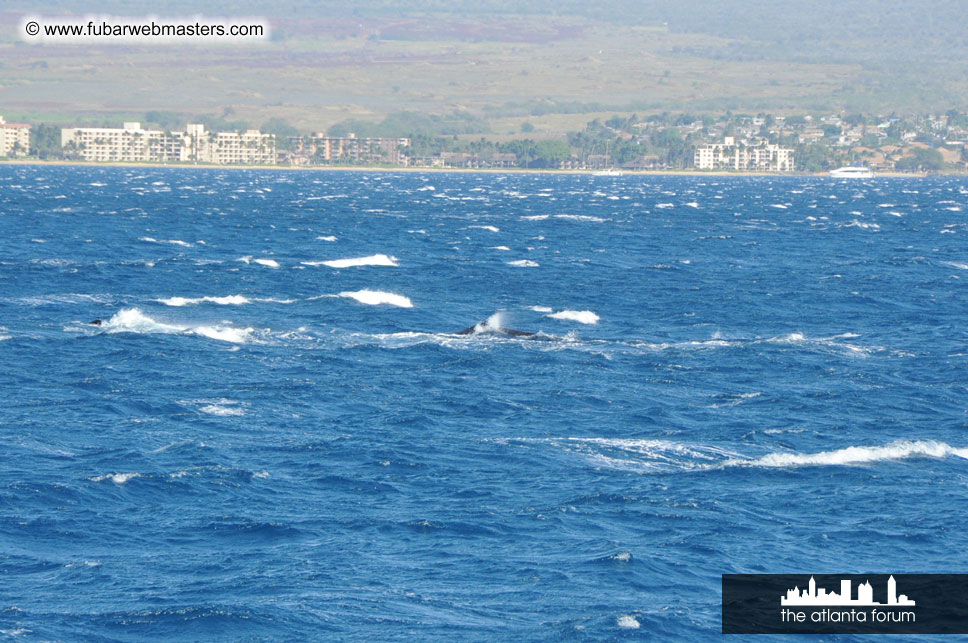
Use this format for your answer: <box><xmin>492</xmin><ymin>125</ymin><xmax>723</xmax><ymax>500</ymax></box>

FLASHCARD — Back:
<box><xmin>0</xmin><ymin>1</ymin><xmax>965</xmax><ymax>129</ymax></box>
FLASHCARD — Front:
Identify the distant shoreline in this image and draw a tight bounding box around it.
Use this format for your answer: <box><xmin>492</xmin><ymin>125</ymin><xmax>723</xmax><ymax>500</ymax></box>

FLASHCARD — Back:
<box><xmin>0</xmin><ymin>159</ymin><xmax>933</xmax><ymax>178</ymax></box>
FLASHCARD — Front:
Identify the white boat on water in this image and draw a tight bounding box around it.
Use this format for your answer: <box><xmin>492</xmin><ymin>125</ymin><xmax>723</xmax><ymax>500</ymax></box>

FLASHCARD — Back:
<box><xmin>829</xmin><ymin>166</ymin><xmax>874</xmax><ymax>178</ymax></box>
<box><xmin>592</xmin><ymin>141</ymin><xmax>624</xmax><ymax>176</ymax></box>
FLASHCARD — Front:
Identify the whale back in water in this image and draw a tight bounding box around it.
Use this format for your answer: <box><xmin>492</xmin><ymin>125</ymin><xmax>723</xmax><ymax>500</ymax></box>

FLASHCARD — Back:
<box><xmin>455</xmin><ymin>322</ymin><xmax>535</xmax><ymax>338</ymax></box>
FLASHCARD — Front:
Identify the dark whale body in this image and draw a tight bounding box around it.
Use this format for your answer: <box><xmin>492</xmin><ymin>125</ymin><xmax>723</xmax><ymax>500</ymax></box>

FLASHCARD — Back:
<box><xmin>455</xmin><ymin>323</ymin><xmax>535</xmax><ymax>338</ymax></box>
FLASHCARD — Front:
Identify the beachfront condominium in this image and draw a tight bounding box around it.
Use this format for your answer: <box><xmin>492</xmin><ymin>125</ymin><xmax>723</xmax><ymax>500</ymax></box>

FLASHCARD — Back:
<box><xmin>61</xmin><ymin>122</ymin><xmax>276</xmax><ymax>164</ymax></box>
<box><xmin>0</xmin><ymin>116</ymin><xmax>31</xmax><ymax>156</ymax></box>
<box><xmin>288</xmin><ymin>133</ymin><xmax>411</xmax><ymax>166</ymax></box>
<box><xmin>694</xmin><ymin>136</ymin><xmax>795</xmax><ymax>172</ymax></box>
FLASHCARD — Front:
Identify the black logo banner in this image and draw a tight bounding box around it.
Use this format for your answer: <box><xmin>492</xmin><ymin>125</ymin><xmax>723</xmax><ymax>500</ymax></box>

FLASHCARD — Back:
<box><xmin>723</xmin><ymin>574</ymin><xmax>968</xmax><ymax>634</ymax></box>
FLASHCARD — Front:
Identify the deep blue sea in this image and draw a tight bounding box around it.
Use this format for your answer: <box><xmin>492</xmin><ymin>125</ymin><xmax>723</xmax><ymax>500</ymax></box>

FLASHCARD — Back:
<box><xmin>1</xmin><ymin>165</ymin><xmax>967</xmax><ymax>640</ymax></box>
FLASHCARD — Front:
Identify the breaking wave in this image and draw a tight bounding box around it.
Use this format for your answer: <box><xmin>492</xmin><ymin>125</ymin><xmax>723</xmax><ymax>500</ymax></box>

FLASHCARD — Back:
<box><xmin>305</xmin><ymin>254</ymin><xmax>398</xmax><ymax>268</ymax></box>
<box><xmin>157</xmin><ymin>295</ymin><xmax>250</xmax><ymax>306</ymax></box>
<box><xmin>547</xmin><ymin>310</ymin><xmax>599</xmax><ymax>325</ymax></box>
<box><xmin>337</xmin><ymin>290</ymin><xmax>413</xmax><ymax>308</ymax></box>
<box><xmin>100</xmin><ymin>308</ymin><xmax>254</xmax><ymax>344</ymax></box>
<box><xmin>505</xmin><ymin>438</ymin><xmax>968</xmax><ymax>473</ymax></box>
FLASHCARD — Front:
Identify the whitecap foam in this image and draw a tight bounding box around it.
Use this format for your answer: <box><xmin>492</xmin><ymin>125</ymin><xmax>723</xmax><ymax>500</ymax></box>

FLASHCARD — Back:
<box><xmin>104</xmin><ymin>308</ymin><xmax>185</xmax><ymax>335</ymax></box>
<box><xmin>90</xmin><ymin>472</ymin><xmax>140</xmax><ymax>484</ymax></box>
<box><xmin>338</xmin><ymin>290</ymin><xmax>413</xmax><ymax>308</ymax></box>
<box><xmin>140</xmin><ymin>237</ymin><xmax>193</xmax><ymax>247</ymax></box>
<box><xmin>157</xmin><ymin>295</ymin><xmax>250</xmax><ymax>306</ymax></box>
<box><xmin>254</xmin><ymin>258</ymin><xmax>280</xmax><ymax>268</ymax></box>
<box><xmin>731</xmin><ymin>440</ymin><xmax>968</xmax><ymax>468</ymax></box>
<box><xmin>307</xmin><ymin>254</ymin><xmax>399</xmax><ymax>268</ymax></box>
<box><xmin>490</xmin><ymin>246</ymin><xmax>511</xmax><ymax>251</ymax></box>
<box><xmin>102</xmin><ymin>308</ymin><xmax>254</xmax><ymax>344</ymax></box>
<box><xmin>548</xmin><ymin>310</ymin><xmax>599</xmax><ymax>325</ymax></box>
<box><xmin>555</xmin><ymin>214</ymin><xmax>606</xmax><ymax>222</ymax></box>
<box><xmin>200</xmin><ymin>404</ymin><xmax>245</xmax><ymax>416</ymax></box>
<box><xmin>469</xmin><ymin>225</ymin><xmax>500</xmax><ymax>232</ymax></box>
<box><xmin>514</xmin><ymin>437</ymin><xmax>968</xmax><ymax>473</ymax></box>
<box><xmin>529</xmin><ymin>305</ymin><xmax>553</xmax><ymax>313</ymax></box>
<box><xmin>617</xmin><ymin>615</ymin><xmax>640</xmax><ymax>629</ymax></box>
<box><xmin>316</xmin><ymin>235</ymin><xmax>338</xmax><ymax>241</ymax></box>
<box><xmin>193</xmin><ymin>325</ymin><xmax>254</xmax><ymax>344</ymax></box>
<box><xmin>507</xmin><ymin>259</ymin><xmax>539</xmax><ymax>267</ymax></box>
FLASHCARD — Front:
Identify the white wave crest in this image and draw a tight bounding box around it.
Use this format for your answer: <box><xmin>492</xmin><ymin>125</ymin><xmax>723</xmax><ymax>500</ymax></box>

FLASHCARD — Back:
<box><xmin>316</xmin><ymin>235</ymin><xmax>338</xmax><ymax>241</ymax></box>
<box><xmin>254</xmin><ymin>258</ymin><xmax>280</xmax><ymax>268</ymax></box>
<box><xmin>617</xmin><ymin>615</ymin><xmax>640</xmax><ymax>629</ymax></box>
<box><xmin>548</xmin><ymin>310</ymin><xmax>599</xmax><ymax>325</ymax></box>
<box><xmin>200</xmin><ymin>404</ymin><xmax>245</xmax><ymax>416</ymax></box>
<box><xmin>338</xmin><ymin>290</ymin><xmax>413</xmax><ymax>308</ymax></box>
<box><xmin>194</xmin><ymin>326</ymin><xmax>254</xmax><ymax>343</ymax></box>
<box><xmin>733</xmin><ymin>440</ymin><xmax>968</xmax><ymax>468</ymax></box>
<box><xmin>469</xmin><ymin>225</ymin><xmax>500</xmax><ymax>232</ymax></box>
<box><xmin>102</xmin><ymin>308</ymin><xmax>254</xmax><ymax>343</ymax></box>
<box><xmin>90</xmin><ymin>472</ymin><xmax>140</xmax><ymax>484</ymax></box>
<box><xmin>157</xmin><ymin>295</ymin><xmax>250</xmax><ymax>306</ymax></box>
<box><xmin>555</xmin><ymin>214</ymin><xmax>606</xmax><ymax>222</ymax></box>
<box><xmin>507</xmin><ymin>259</ymin><xmax>539</xmax><ymax>267</ymax></box>
<box><xmin>306</xmin><ymin>254</ymin><xmax>399</xmax><ymax>268</ymax></box>
<box><xmin>509</xmin><ymin>437</ymin><xmax>968</xmax><ymax>474</ymax></box>
<box><xmin>140</xmin><ymin>237</ymin><xmax>193</xmax><ymax>247</ymax></box>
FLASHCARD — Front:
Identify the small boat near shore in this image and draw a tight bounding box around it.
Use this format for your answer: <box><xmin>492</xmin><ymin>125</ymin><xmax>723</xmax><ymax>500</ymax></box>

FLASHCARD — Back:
<box><xmin>829</xmin><ymin>166</ymin><xmax>874</xmax><ymax>178</ymax></box>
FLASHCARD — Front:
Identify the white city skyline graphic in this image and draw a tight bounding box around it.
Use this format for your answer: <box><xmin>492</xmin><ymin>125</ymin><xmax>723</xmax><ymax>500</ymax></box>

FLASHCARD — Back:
<box><xmin>781</xmin><ymin>576</ymin><xmax>915</xmax><ymax>607</ymax></box>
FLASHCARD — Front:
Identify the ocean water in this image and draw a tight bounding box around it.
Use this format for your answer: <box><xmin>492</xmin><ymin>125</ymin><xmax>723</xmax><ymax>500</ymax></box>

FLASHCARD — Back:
<box><xmin>1</xmin><ymin>165</ymin><xmax>967</xmax><ymax>640</ymax></box>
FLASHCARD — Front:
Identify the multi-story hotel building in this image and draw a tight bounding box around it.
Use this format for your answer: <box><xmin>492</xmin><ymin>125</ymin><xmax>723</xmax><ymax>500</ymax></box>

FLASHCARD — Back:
<box><xmin>0</xmin><ymin>116</ymin><xmax>31</xmax><ymax>156</ymax></box>
<box><xmin>290</xmin><ymin>133</ymin><xmax>410</xmax><ymax>166</ymax></box>
<box><xmin>61</xmin><ymin>122</ymin><xmax>275</xmax><ymax>164</ymax></box>
<box><xmin>694</xmin><ymin>136</ymin><xmax>795</xmax><ymax>172</ymax></box>
<box><xmin>186</xmin><ymin>124</ymin><xmax>276</xmax><ymax>165</ymax></box>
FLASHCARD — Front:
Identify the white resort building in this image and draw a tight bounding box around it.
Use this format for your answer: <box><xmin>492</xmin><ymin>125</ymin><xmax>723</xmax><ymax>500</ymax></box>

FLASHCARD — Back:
<box><xmin>0</xmin><ymin>115</ymin><xmax>31</xmax><ymax>156</ymax></box>
<box><xmin>694</xmin><ymin>136</ymin><xmax>795</xmax><ymax>172</ymax></box>
<box><xmin>61</xmin><ymin>122</ymin><xmax>275</xmax><ymax>164</ymax></box>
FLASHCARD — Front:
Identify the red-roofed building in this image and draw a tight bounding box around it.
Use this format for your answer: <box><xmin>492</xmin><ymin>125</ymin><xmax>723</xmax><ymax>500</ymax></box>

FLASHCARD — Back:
<box><xmin>0</xmin><ymin>116</ymin><xmax>31</xmax><ymax>156</ymax></box>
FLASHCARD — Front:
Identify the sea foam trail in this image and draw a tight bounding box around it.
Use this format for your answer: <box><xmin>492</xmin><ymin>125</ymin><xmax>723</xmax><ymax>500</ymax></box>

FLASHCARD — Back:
<box><xmin>729</xmin><ymin>440</ymin><xmax>968</xmax><ymax>468</ymax></box>
<box><xmin>547</xmin><ymin>310</ymin><xmax>599</xmax><ymax>325</ymax></box>
<box><xmin>140</xmin><ymin>237</ymin><xmax>193</xmax><ymax>247</ymax></box>
<box><xmin>514</xmin><ymin>438</ymin><xmax>968</xmax><ymax>473</ymax></box>
<box><xmin>102</xmin><ymin>308</ymin><xmax>254</xmax><ymax>343</ymax></box>
<box><xmin>305</xmin><ymin>254</ymin><xmax>398</xmax><ymax>268</ymax></box>
<box><xmin>238</xmin><ymin>256</ymin><xmax>280</xmax><ymax>268</ymax></box>
<box><xmin>507</xmin><ymin>259</ymin><xmax>539</xmax><ymax>267</ymax></box>
<box><xmin>157</xmin><ymin>295</ymin><xmax>250</xmax><ymax>306</ymax></box>
<box><xmin>338</xmin><ymin>290</ymin><xmax>413</xmax><ymax>308</ymax></box>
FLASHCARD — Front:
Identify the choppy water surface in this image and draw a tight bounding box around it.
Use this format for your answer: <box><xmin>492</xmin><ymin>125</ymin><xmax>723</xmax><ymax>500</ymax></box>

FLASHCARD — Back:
<box><xmin>1</xmin><ymin>166</ymin><xmax>967</xmax><ymax>639</ymax></box>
